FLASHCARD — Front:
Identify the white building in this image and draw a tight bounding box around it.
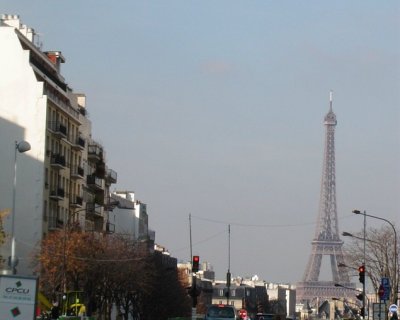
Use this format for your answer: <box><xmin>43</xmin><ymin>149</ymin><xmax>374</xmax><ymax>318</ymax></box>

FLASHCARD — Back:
<box><xmin>266</xmin><ymin>283</ymin><xmax>297</xmax><ymax>317</ymax></box>
<box><xmin>110</xmin><ymin>191</ymin><xmax>151</xmax><ymax>241</ymax></box>
<box><xmin>0</xmin><ymin>14</ymin><xmax>117</xmax><ymax>275</ymax></box>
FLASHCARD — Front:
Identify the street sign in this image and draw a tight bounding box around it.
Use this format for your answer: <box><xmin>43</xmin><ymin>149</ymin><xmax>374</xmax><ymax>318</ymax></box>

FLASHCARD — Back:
<box><xmin>373</xmin><ymin>303</ymin><xmax>386</xmax><ymax>320</ymax></box>
<box><xmin>381</xmin><ymin>277</ymin><xmax>391</xmax><ymax>301</ymax></box>
<box><xmin>389</xmin><ymin>304</ymin><xmax>398</xmax><ymax>313</ymax></box>
<box><xmin>0</xmin><ymin>275</ymin><xmax>38</xmax><ymax>320</ymax></box>
<box><xmin>381</xmin><ymin>277</ymin><xmax>390</xmax><ymax>286</ymax></box>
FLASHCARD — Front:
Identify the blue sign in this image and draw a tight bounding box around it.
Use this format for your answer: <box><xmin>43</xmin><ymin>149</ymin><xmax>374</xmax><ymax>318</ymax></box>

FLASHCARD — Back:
<box><xmin>381</xmin><ymin>277</ymin><xmax>390</xmax><ymax>286</ymax></box>
<box><xmin>389</xmin><ymin>304</ymin><xmax>398</xmax><ymax>313</ymax></box>
<box><xmin>381</xmin><ymin>277</ymin><xmax>391</xmax><ymax>301</ymax></box>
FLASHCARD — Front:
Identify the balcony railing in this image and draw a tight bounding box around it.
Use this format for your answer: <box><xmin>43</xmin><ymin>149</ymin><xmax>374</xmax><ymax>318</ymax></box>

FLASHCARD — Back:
<box><xmin>88</xmin><ymin>144</ymin><xmax>103</xmax><ymax>161</ymax></box>
<box><xmin>70</xmin><ymin>195</ymin><xmax>83</xmax><ymax>207</ymax></box>
<box><xmin>50</xmin><ymin>154</ymin><xmax>66</xmax><ymax>169</ymax></box>
<box><xmin>50</xmin><ymin>187</ymin><xmax>65</xmax><ymax>200</ymax></box>
<box><xmin>48</xmin><ymin>215</ymin><xmax>64</xmax><ymax>230</ymax></box>
<box><xmin>71</xmin><ymin>165</ymin><xmax>84</xmax><ymax>179</ymax></box>
<box><xmin>47</xmin><ymin>121</ymin><xmax>68</xmax><ymax>138</ymax></box>
<box><xmin>44</xmin><ymin>87</ymin><xmax>80</xmax><ymax>120</ymax></box>
<box><xmin>86</xmin><ymin>202</ymin><xmax>103</xmax><ymax>216</ymax></box>
<box><xmin>106</xmin><ymin>221</ymin><xmax>115</xmax><ymax>233</ymax></box>
<box><xmin>72</xmin><ymin>136</ymin><xmax>85</xmax><ymax>151</ymax></box>
<box><xmin>85</xmin><ymin>219</ymin><xmax>94</xmax><ymax>232</ymax></box>
<box><xmin>106</xmin><ymin>168</ymin><xmax>117</xmax><ymax>184</ymax></box>
<box><xmin>87</xmin><ymin>175</ymin><xmax>104</xmax><ymax>191</ymax></box>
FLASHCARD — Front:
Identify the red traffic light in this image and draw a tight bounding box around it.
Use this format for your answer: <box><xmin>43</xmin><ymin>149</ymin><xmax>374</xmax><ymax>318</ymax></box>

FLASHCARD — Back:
<box><xmin>378</xmin><ymin>285</ymin><xmax>384</xmax><ymax>298</ymax></box>
<box><xmin>358</xmin><ymin>265</ymin><xmax>365</xmax><ymax>284</ymax></box>
<box><xmin>192</xmin><ymin>255</ymin><xmax>200</xmax><ymax>272</ymax></box>
<box><xmin>239</xmin><ymin>309</ymin><xmax>248</xmax><ymax>319</ymax></box>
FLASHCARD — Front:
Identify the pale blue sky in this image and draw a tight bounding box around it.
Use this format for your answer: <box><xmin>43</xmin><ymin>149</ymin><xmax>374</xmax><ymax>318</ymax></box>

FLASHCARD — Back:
<box><xmin>2</xmin><ymin>1</ymin><xmax>399</xmax><ymax>283</ymax></box>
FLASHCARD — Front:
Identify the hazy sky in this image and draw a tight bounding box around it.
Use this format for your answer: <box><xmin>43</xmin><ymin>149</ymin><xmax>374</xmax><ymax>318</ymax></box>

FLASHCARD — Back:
<box><xmin>2</xmin><ymin>1</ymin><xmax>399</xmax><ymax>284</ymax></box>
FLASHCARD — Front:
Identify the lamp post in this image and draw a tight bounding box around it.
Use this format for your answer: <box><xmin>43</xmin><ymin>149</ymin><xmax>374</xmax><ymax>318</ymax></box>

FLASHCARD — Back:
<box><xmin>353</xmin><ymin>209</ymin><xmax>398</xmax><ymax>305</ymax></box>
<box><xmin>349</xmin><ymin>211</ymin><xmax>367</xmax><ymax>319</ymax></box>
<box><xmin>10</xmin><ymin>140</ymin><xmax>31</xmax><ymax>274</ymax></box>
<box><xmin>342</xmin><ymin>231</ymin><xmax>381</xmax><ymax>245</ymax></box>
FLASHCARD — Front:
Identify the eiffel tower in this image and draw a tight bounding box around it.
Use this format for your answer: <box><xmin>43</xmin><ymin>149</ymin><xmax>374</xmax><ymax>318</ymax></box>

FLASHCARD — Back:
<box><xmin>296</xmin><ymin>92</ymin><xmax>355</xmax><ymax>303</ymax></box>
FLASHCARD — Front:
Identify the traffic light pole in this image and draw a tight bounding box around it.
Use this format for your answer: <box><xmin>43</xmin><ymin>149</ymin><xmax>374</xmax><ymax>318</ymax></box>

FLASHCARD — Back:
<box><xmin>191</xmin><ymin>274</ymin><xmax>197</xmax><ymax>320</ymax></box>
<box><xmin>362</xmin><ymin>212</ymin><xmax>366</xmax><ymax>319</ymax></box>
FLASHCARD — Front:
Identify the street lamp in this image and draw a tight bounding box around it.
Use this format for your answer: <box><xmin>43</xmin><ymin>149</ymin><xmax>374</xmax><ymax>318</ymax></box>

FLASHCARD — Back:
<box><xmin>342</xmin><ymin>231</ymin><xmax>381</xmax><ymax>245</ymax></box>
<box><xmin>350</xmin><ymin>210</ymin><xmax>367</xmax><ymax>319</ymax></box>
<box><xmin>353</xmin><ymin>209</ymin><xmax>398</xmax><ymax>305</ymax></box>
<box><xmin>10</xmin><ymin>140</ymin><xmax>31</xmax><ymax>274</ymax></box>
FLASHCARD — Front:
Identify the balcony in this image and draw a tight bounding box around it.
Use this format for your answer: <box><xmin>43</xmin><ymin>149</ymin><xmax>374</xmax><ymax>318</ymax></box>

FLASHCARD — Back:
<box><xmin>86</xmin><ymin>202</ymin><xmax>103</xmax><ymax>217</ymax></box>
<box><xmin>71</xmin><ymin>165</ymin><xmax>84</xmax><ymax>179</ymax></box>
<box><xmin>85</xmin><ymin>219</ymin><xmax>94</xmax><ymax>232</ymax></box>
<box><xmin>72</xmin><ymin>136</ymin><xmax>85</xmax><ymax>151</ymax></box>
<box><xmin>70</xmin><ymin>195</ymin><xmax>83</xmax><ymax>208</ymax></box>
<box><xmin>93</xmin><ymin>219</ymin><xmax>104</xmax><ymax>232</ymax></box>
<box><xmin>106</xmin><ymin>221</ymin><xmax>115</xmax><ymax>233</ymax></box>
<box><xmin>87</xmin><ymin>175</ymin><xmax>104</xmax><ymax>191</ymax></box>
<box><xmin>50</xmin><ymin>154</ymin><xmax>66</xmax><ymax>169</ymax></box>
<box><xmin>84</xmin><ymin>216</ymin><xmax>103</xmax><ymax>232</ymax></box>
<box><xmin>94</xmin><ymin>193</ymin><xmax>105</xmax><ymax>206</ymax></box>
<box><xmin>47</xmin><ymin>121</ymin><xmax>68</xmax><ymax>139</ymax></box>
<box><xmin>50</xmin><ymin>187</ymin><xmax>65</xmax><ymax>200</ymax></box>
<box><xmin>95</xmin><ymin>161</ymin><xmax>106</xmax><ymax>178</ymax></box>
<box><xmin>88</xmin><ymin>144</ymin><xmax>103</xmax><ymax>162</ymax></box>
<box><xmin>48</xmin><ymin>216</ymin><xmax>64</xmax><ymax>230</ymax></box>
<box><xmin>105</xmin><ymin>168</ymin><xmax>117</xmax><ymax>184</ymax></box>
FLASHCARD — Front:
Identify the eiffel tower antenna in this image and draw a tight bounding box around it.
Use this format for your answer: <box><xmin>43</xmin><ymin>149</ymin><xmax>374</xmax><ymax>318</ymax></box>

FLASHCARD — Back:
<box><xmin>296</xmin><ymin>92</ymin><xmax>355</xmax><ymax>303</ymax></box>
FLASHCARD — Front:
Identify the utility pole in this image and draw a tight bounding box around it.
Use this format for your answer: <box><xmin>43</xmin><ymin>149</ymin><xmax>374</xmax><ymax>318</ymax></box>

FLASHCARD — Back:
<box><xmin>189</xmin><ymin>214</ymin><xmax>198</xmax><ymax>320</ymax></box>
<box><xmin>362</xmin><ymin>211</ymin><xmax>366</xmax><ymax>319</ymax></box>
<box><xmin>226</xmin><ymin>224</ymin><xmax>231</xmax><ymax>305</ymax></box>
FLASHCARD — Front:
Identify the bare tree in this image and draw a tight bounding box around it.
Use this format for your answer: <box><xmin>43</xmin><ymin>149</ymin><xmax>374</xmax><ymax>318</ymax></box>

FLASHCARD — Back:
<box><xmin>343</xmin><ymin>225</ymin><xmax>398</xmax><ymax>303</ymax></box>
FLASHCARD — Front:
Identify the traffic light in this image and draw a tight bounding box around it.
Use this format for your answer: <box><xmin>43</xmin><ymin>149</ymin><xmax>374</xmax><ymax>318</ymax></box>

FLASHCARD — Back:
<box><xmin>192</xmin><ymin>255</ymin><xmax>200</xmax><ymax>273</ymax></box>
<box><xmin>226</xmin><ymin>271</ymin><xmax>231</xmax><ymax>287</ymax></box>
<box><xmin>358</xmin><ymin>265</ymin><xmax>365</xmax><ymax>284</ymax></box>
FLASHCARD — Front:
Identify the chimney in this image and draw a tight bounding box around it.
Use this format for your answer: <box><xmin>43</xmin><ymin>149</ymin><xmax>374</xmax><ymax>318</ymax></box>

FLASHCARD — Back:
<box><xmin>44</xmin><ymin>51</ymin><xmax>66</xmax><ymax>72</ymax></box>
<box><xmin>1</xmin><ymin>14</ymin><xmax>36</xmax><ymax>42</ymax></box>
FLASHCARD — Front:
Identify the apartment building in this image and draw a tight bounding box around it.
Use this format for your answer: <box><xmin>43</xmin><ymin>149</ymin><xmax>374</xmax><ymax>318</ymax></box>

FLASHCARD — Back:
<box><xmin>110</xmin><ymin>191</ymin><xmax>152</xmax><ymax>242</ymax></box>
<box><xmin>0</xmin><ymin>14</ymin><xmax>117</xmax><ymax>275</ymax></box>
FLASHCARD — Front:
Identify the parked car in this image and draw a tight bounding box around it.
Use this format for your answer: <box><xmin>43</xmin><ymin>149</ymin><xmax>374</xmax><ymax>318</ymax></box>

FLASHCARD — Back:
<box><xmin>205</xmin><ymin>304</ymin><xmax>238</xmax><ymax>320</ymax></box>
<box><xmin>255</xmin><ymin>313</ymin><xmax>275</xmax><ymax>320</ymax></box>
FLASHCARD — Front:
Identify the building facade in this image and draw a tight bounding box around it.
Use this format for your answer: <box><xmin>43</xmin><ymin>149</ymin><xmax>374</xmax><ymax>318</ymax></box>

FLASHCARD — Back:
<box><xmin>0</xmin><ymin>14</ymin><xmax>117</xmax><ymax>275</ymax></box>
<box><xmin>110</xmin><ymin>191</ymin><xmax>152</xmax><ymax>241</ymax></box>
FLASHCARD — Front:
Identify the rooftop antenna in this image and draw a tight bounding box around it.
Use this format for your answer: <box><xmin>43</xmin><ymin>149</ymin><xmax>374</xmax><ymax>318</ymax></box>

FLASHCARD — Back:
<box><xmin>329</xmin><ymin>90</ymin><xmax>333</xmax><ymax>111</ymax></box>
